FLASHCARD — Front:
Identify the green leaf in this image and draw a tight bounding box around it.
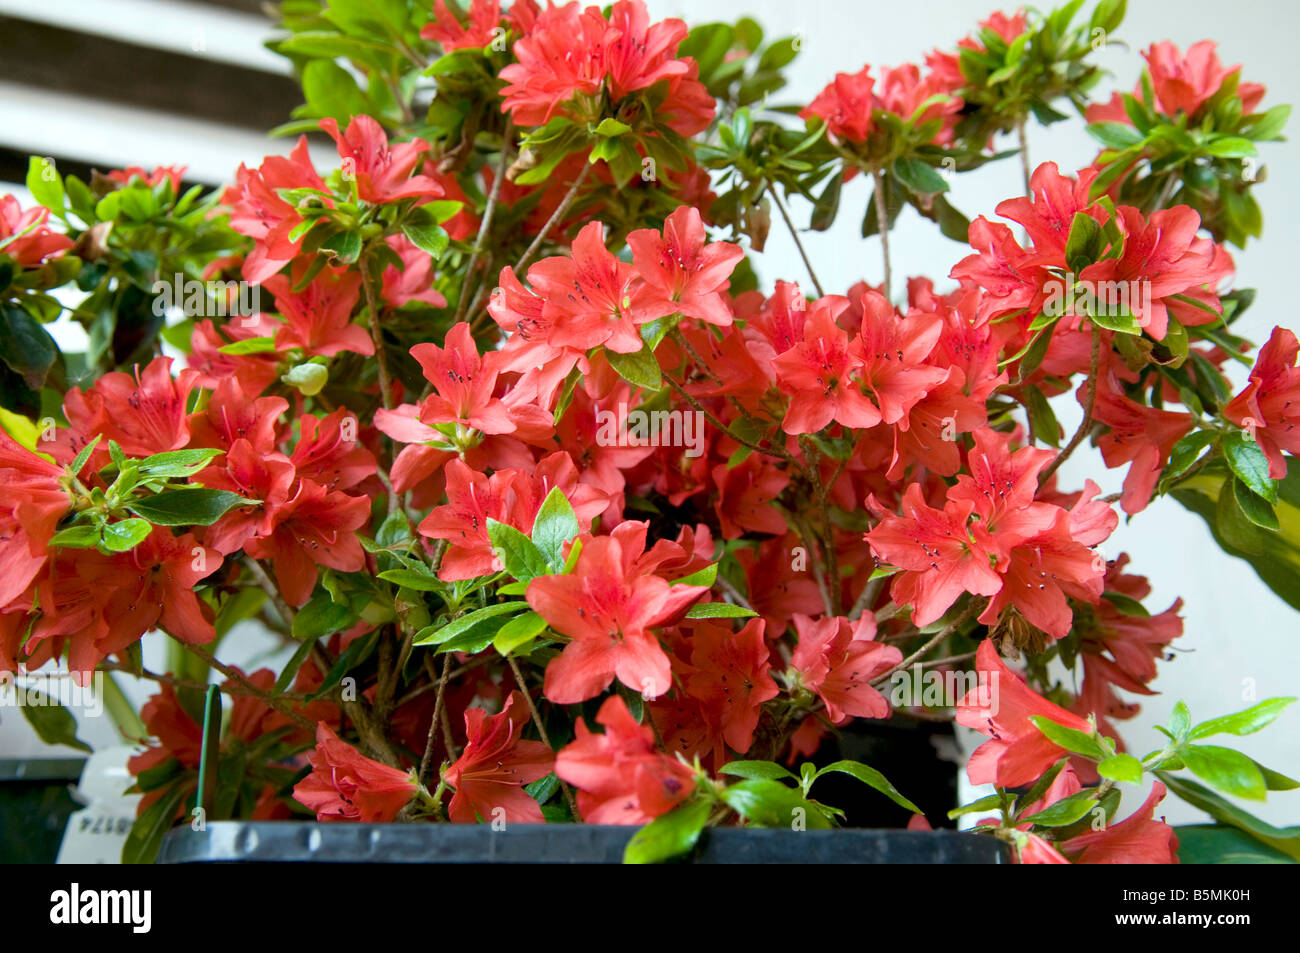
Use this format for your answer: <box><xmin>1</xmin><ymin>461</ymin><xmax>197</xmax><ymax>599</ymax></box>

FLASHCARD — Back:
<box><xmin>1159</xmin><ymin>772</ymin><xmax>1300</xmax><ymax>860</ymax></box>
<box><xmin>813</xmin><ymin>760</ymin><xmax>922</xmax><ymax>814</ymax></box>
<box><xmin>605</xmin><ymin>344</ymin><xmax>661</xmax><ymax>391</ymax></box>
<box><xmin>1203</xmin><ymin>137</ymin><xmax>1257</xmax><ymax>158</ymax></box>
<box><xmin>321</xmin><ymin>229</ymin><xmax>362</xmax><ymax>264</ymax></box>
<box><xmin>1223</xmin><ymin>431</ymin><xmax>1278</xmax><ymax>503</ymax></box>
<box><xmin>1064</xmin><ymin>211</ymin><xmax>1103</xmax><ymax>271</ymax></box>
<box><xmin>720</xmin><ymin>779</ymin><xmax>833</xmax><ymax>829</ymax></box>
<box><xmin>718</xmin><ymin>760</ymin><xmax>798</xmax><ymax>782</ymax></box>
<box><xmin>291</xmin><ymin>592</ymin><xmax>357</xmax><ymax>639</ymax></box>
<box><xmin>129</xmin><ymin>488</ymin><xmax>252</xmax><ymax>526</ymax></box>
<box><xmin>673</xmin><ymin>562</ymin><xmax>718</xmax><ymax>587</ymax></box>
<box><xmin>1163</xmin><ymin>430</ymin><xmax>1216</xmax><ymax>484</ymax></box>
<box><xmin>1029</xmin><ymin>715</ymin><xmax>1104</xmax><ymax>759</ymax></box>
<box><xmin>136</xmin><ymin>447</ymin><xmax>224</xmax><ymax>479</ymax></box>
<box><xmin>1189</xmin><ymin>697</ymin><xmax>1295</xmax><ymax>740</ymax></box>
<box><xmin>891</xmin><ymin>156</ymin><xmax>949</xmax><ymax>195</ymax></box>
<box><xmin>1182</xmin><ymin>744</ymin><xmax>1267</xmax><ymax>801</ymax></box>
<box><xmin>531</xmin><ymin>486</ymin><xmax>580</xmax><ymax>572</ymax></box>
<box><xmin>402</xmin><ymin>223</ymin><xmax>449</xmax><ymax>259</ymax></box>
<box><xmin>1243</xmin><ymin>103</ymin><xmax>1290</xmax><ymax>141</ymax></box>
<box><xmin>377</xmin><ymin>569</ymin><xmax>443</xmax><ymax>591</ymax></box>
<box><xmin>68</xmin><ymin>434</ymin><xmax>102</xmax><ymax>478</ymax></box>
<box><xmin>412</xmin><ymin>601</ymin><xmax>529</xmax><ymax>646</ymax></box>
<box><xmin>623</xmin><ymin>797</ymin><xmax>711</xmax><ymax>864</ymax></box>
<box><xmin>493</xmin><ymin>609</ymin><xmax>548</xmax><ymax>655</ymax></box>
<box><xmin>121</xmin><ymin>781</ymin><xmax>188</xmax><ymax>864</ymax></box>
<box><xmin>594</xmin><ymin>118</ymin><xmax>632</xmax><ymax>137</ymax></box>
<box><xmin>20</xmin><ymin>691</ymin><xmax>93</xmax><ymax>753</ymax></box>
<box><xmin>947</xmin><ymin>793</ymin><xmax>1005</xmax><ymax>819</ymax></box>
<box><xmin>217</xmin><ymin>336</ymin><xmax>278</xmax><ymax>356</ymax></box>
<box><xmin>1234</xmin><ymin>477</ymin><xmax>1280</xmax><ymax>530</ymax></box>
<box><xmin>1020</xmin><ymin>789</ymin><xmax>1098</xmax><ymax>827</ymax></box>
<box><xmin>1170</xmin><ymin>700</ymin><xmax>1192</xmax><ymax>738</ymax></box>
<box><xmin>273</xmin><ymin>636</ymin><xmax>317</xmax><ymax>695</ymax></box>
<box><xmin>1173</xmin><ymin>824</ymin><xmax>1297</xmax><ymax>864</ymax></box>
<box><xmin>1022</xmin><ymin>385</ymin><xmax>1062</xmax><ymax>447</ymax></box>
<box><xmin>1086</xmin><ymin>122</ymin><xmax>1145</xmax><ymax>150</ymax></box>
<box><xmin>487</xmin><ymin>519</ymin><xmax>551</xmax><ymax>582</ymax></box>
<box><xmin>0</xmin><ymin>305</ymin><xmax>58</xmax><ymax>391</ymax></box>
<box><xmin>684</xmin><ymin>602</ymin><xmax>756</xmax><ymax>619</ymax></box>
<box><xmin>50</xmin><ymin>523</ymin><xmax>102</xmax><ymax>549</ymax></box>
<box><xmin>100</xmin><ymin>518</ymin><xmax>153</xmax><ymax>553</ymax></box>
<box><xmin>1097</xmin><ymin>753</ymin><xmax>1144</xmax><ymax>784</ymax></box>
<box><xmin>26</xmin><ymin>156</ymin><xmax>64</xmax><ymax>215</ymax></box>
<box><xmin>1171</xmin><ymin>456</ymin><xmax>1300</xmax><ymax>611</ymax></box>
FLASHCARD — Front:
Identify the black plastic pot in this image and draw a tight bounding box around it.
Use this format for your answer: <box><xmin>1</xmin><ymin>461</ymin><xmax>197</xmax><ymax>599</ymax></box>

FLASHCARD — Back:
<box><xmin>0</xmin><ymin>758</ymin><xmax>85</xmax><ymax>863</ymax></box>
<box><xmin>158</xmin><ymin>821</ymin><xmax>1008</xmax><ymax>864</ymax></box>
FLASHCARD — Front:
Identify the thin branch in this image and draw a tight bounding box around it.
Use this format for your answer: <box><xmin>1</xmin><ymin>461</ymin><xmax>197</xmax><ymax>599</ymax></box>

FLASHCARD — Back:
<box><xmin>871</xmin><ymin>599</ymin><xmax>984</xmax><ymax>687</ymax></box>
<box><xmin>870</xmin><ymin>163</ymin><xmax>892</xmax><ymax>300</ymax></box>
<box><xmin>766</xmin><ymin>182</ymin><xmax>824</xmax><ymax>297</ymax></box>
<box><xmin>1039</xmin><ymin>323</ymin><xmax>1102</xmax><ymax>487</ymax></box>
<box><xmin>185</xmin><ymin>642</ymin><xmax>316</xmax><ymax>732</ymax></box>
<box><xmin>1016</xmin><ymin>115</ymin><xmax>1033</xmax><ymax>197</ymax></box>
<box><xmin>507</xmin><ymin>656</ymin><xmax>580</xmax><ymax>819</ymax></box>
<box><xmin>418</xmin><ymin>653</ymin><xmax>452</xmax><ymax>786</ymax></box>
<box><xmin>513</xmin><ymin>162</ymin><xmax>591</xmax><ymax>275</ymax></box>
<box><xmin>455</xmin><ymin>121</ymin><xmax>514</xmax><ymax>324</ymax></box>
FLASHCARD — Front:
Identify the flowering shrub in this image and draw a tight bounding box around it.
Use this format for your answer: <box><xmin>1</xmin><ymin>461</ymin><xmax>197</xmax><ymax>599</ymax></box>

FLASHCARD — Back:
<box><xmin>2</xmin><ymin>0</ymin><xmax>1297</xmax><ymax>864</ymax></box>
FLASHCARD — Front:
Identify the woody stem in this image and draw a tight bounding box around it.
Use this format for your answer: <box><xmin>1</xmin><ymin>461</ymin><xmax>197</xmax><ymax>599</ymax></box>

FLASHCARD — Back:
<box><xmin>871</xmin><ymin>599</ymin><xmax>985</xmax><ymax>687</ymax></box>
<box><xmin>513</xmin><ymin>162</ymin><xmax>592</xmax><ymax>275</ymax></box>
<box><xmin>1017</xmin><ymin>116</ymin><xmax>1032</xmax><ymax>197</ymax></box>
<box><xmin>506</xmin><ymin>655</ymin><xmax>580</xmax><ymax>819</ymax></box>
<box><xmin>767</xmin><ymin>182</ymin><xmax>824</xmax><ymax>297</ymax></box>
<box><xmin>455</xmin><ymin>119</ymin><xmax>514</xmax><ymax>325</ymax></box>
<box><xmin>870</xmin><ymin>163</ymin><xmax>892</xmax><ymax>300</ymax></box>
<box><xmin>1038</xmin><ymin>323</ymin><xmax>1102</xmax><ymax>487</ymax></box>
<box><xmin>184</xmin><ymin>642</ymin><xmax>316</xmax><ymax>733</ymax></box>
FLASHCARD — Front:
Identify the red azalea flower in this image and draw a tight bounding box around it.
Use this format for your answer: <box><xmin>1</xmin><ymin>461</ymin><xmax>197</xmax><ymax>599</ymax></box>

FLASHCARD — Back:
<box><xmin>801</xmin><ymin>66</ymin><xmax>875</xmax><ymax>142</ymax></box>
<box><xmin>319</xmin><ymin>115</ymin><xmax>442</xmax><ymax>205</ymax></box>
<box><xmin>528</xmin><ymin>221</ymin><xmax>672</xmax><ymax>354</ymax></box>
<box><xmin>555</xmin><ymin>695</ymin><xmax>695</xmax><ymax>824</ymax></box>
<box><xmin>243</xmin><ymin>480</ymin><xmax>370</xmax><ymax>606</ymax></box>
<box><xmin>855</xmin><ymin>290</ymin><xmax>950</xmax><ymax>424</ymax></box>
<box><xmin>773</xmin><ymin>295</ymin><xmax>880</xmax><ymax>434</ymax></box>
<box><xmin>1066</xmin><ymin>782</ymin><xmax>1180</xmax><ymax>863</ymax></box>
<box><xmin>418</xmin><ymin>455</ymin><xmax>607</xmax><ymax>580</ymax></box>
<box><xmin>1225</xmin><ymin>326</ymin><xmax>1300</xmax><ymax>478</ymax></box>
<box><xmin>61</xmin><ymin>356</ymin><xmax>200</xmax><ymax>461</ymax></box>
<box><xmin>955</xmin><ymin>639</ymin><xmax>1097</xmax><ymax>788</ymax></box>
<box><xmin>0</xmin><ymin>429</ymin><xmax>70</xmax><ymax>607</ymax></box>
<box><xmin>380</xmin><ymin>234</ymin><xmax>448</xmax><ymax>309</ymax></box>
<box><xmin>266</xmin><ymin>265</ymin><xmax>373</xmax><ymax>358</ymax></box>
<box><xmin>789</xmin><ymin>613</ymin><xmax>901</xmax><ymax>723</ymax></box>
<box><xmin>187</xmin><ymin>313</ymin><xmax>283</xmax><ymax>396</ymax></box>
<box><xmin>223</xmin><ymin>137</ymin><xmax>329</xmax><ymax>284</ymax></box>
<box><xmin>187</xmin><ymin>376</ymin><xmax>287</xmax><ymax>454</ymax></box>
<box><xmin>421</xmin><ymin>0</ymin><xmax>501</xmax><ymax>51</ymax></box>
<box><xmin>626</xmin><ymin>205</ymin><xmax>744</xmax><ymax>327</ymax></box>
<box><xmin>528</xmin><ymin>522</ymin><xmax>708</xmax><ymax>704</ymax></box>
<box><xmin>103</xmin><ymin>529</ymin><xmax>220</xmax><ymax>652</ymax></box>
<box><xmin>0</xmin><ymin>194</ymin><xmax>73</xmax><ymax>267</ymax></box>
<box><xmin>294</xmin><ymin>724</ymin><xmax>416</xmax><ymax>822</ymax></box>
<box><xmin>444</xmin><ymin>690</ymin><xmax>554</xmax><ymax>824</ymax></box>
<box><xmin>866</xmin><ymin>484</ymin><xmax>1004</xmax><ymax>627</ymax></box>
<box><xmin>682</xmin><ymin>618</ymin><xmax>778</xmax><ymax>752</ymax></box>
<box><xmin>107</xmin><ymin>165</ymin><xmax>186</xmax><ymax>193</ymax></box>
<box><xmin>1077</xmin><ymin>205</ymin><xmax>1233</xmax><ymax>342</ymax></box>
<box><xmin>1090</xmin><ymin>373</ymin><xmax>1194</xmax><ymax>514</ymax></box>
<box><xmin>994</xmin><ymin>162</ymin><xmax>1104</xmax><ymax>267</ymax></box>
<box><xmin>196</xmin><ymin>440</ymin><xmax>296</xmax><ymax>555</ymax></box>
<box><xmin>977</xmin><ymin>509</ymin><xmax>1106</xmax><ymax>641</ymax></box>
<box><xmin>290</xmin><ymin>408</ymin><xmax>378</xmax><ymax>492</ymax></box>
<box><xmin>1145</xmin><ymin>40</ymin><xmax>1257</xmax><ymax>118</ymax></box>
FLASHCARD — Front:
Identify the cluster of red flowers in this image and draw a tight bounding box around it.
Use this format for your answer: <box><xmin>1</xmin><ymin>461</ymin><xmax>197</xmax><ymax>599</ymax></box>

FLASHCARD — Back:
<box><xmin>0</xmin><ymin>0</ymin><xmax>1291</xmax><ymax>866</ymax></box>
